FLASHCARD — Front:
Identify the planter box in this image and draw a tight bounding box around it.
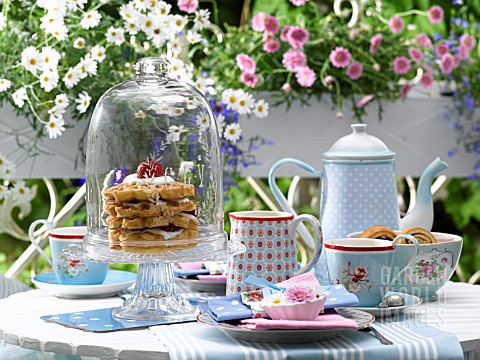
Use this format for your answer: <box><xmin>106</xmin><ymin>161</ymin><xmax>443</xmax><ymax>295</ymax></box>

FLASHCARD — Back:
<box><xmin>0</xmin><ymin>86</ymin><xmax>475</xmax><ymax>178</ymax></box>
<box><xmin>241</xmin><ymin>87</ymin><xmax>476</xmax><ymax>178</ymax></box>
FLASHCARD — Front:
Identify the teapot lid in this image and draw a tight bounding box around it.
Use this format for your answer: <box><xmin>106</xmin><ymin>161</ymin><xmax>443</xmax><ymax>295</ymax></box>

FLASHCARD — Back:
<box><xmin>323</xmin><ymin>124</ymin><xmax>395</xmax><ymax>160</ymax></box>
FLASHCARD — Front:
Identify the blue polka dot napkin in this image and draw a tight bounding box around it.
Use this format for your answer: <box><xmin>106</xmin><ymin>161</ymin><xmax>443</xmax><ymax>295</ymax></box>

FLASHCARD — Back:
<box><xmin>207</xmin><ymin>296</ymin><xmax>252</xmax><ymax>321</ymax></box>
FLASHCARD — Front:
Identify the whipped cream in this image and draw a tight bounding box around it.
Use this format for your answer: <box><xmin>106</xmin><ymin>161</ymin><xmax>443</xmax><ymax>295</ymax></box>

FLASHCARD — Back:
<box><xmin>124</xmin><ymin>174</ymin><xmax>174</xmax><ymax>185</ymax></box>
<box><xmin>124</xmin><ymin>228</ymin><xmax>184</xmax><ymax>240</ymax></box>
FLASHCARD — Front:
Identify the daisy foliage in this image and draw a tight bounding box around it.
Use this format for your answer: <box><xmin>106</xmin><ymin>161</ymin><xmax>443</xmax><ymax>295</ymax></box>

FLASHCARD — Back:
<box><xmin>0</xmin><ymin>0</ymin><xmax>270</xmax><ymax>190</ymax></box>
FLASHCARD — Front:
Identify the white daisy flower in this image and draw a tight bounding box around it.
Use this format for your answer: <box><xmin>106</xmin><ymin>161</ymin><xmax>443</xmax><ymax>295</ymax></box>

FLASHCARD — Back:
<box><xmin>0</xmin><ymin>12</ymin><xmax>7</xmax><ymax>31</ymax></box>
<box><xmin>156</xmin><ymin>1</ymin><xmax>171</xmax><ymax>16</ymax></box>
<box><xmin>135</xmin><ymin>110</ymin><xmax>146</xmax><ymax>119</ymax></box>
<box><xmin>236</xmin><ymin>91</ymin><xmax>254</xmax><ymax>115</ymax></box>
<box><xmin>134</xmin><ymin>0</ymin><xmax>148</xmax><ymax>11</ymax></box>
<box><xmin>73</xmin><ymin>37</ymin><xmax>86</xmax><ymax>49</ymax></box>
<box><xmin>21</xmin><ymin>46</ymin><xmax>43</xmax><ymax>73</ymax></box>
<box><xmin>63</xmin><ymin>67</ymin><xmax>81</xmax><ymax>89</ymax></box>
<box><xmin>119</xmin><ymin>3</ymin><xmax>139</xmax><ymax>23</ymax></box>
<box><xmin>222</xmin><ymin>89</ymin><xmax>239</xmax><ymax>111</ymax></box>
<box><xmin>168</xmin><ymin>37</ymin><xmax>183</xmax><ymax>56</ymax></box>
<box><xmin>148</xmin><ymin>103</ymin><xmax>170</xmax><ymax>114</ymax></box>
<box><xmin>67</xmin><ymin>0</ymin><xmax>87</xmax><ymax>11</ymax></box>
<box><xmin>253</xmin><ymin>100</ymin><xmax>269</xmax><ymax>118</ymax></box>
<box><xmin>106</xmin><ymin>27</ymin><xmax>125</xmax><ymax>46</ymax></box>
<box><xmin>216</xmin><ymin>114</ymin><xmax>226</xmax><ymax>132</ymax></box>
<box><xmin>55</xmin><ymin>93</ymin><xmax>69</xmax><ymax>111</ymax></box>
<box><xmin>169</xmin><ymin>107</ymin><xmax>185</xmax><ymax>117</ymax></box>
<box><xmin>124</xmin><ymin>20</ymin><xmax>140</xmax><ymax>35</ymax></box>
<box><xmin>196</xmin><ymin>113</ymin><xmax>209</xmax><ymax>131</ymax></box>
<box><xmin>40</xmin><ymin>11</ymin><xmax>63</xmax><ymax>34</ymax></box>
<box><xmin>12</xmin><ymin>87</ymin><xmax>28</xmax><ymax>108</ymax></box>
<box><xmin>186</xmin><ymin>30</ymin><xmax>202</xmax><ymax>44</ymax></box>
<box><xmin>40</xmin><ymin>46</ymin><xmax>61</xmax><ymax>70</ymax></box>
<box><xmin>193</xmin><ymin>9</ymin><xmax>211</xmax><ymax>30</ymax></box>
<box><xmin>171</xmin><ymin>15</ymin><xmax>188</xmax><ymax>33</ymax></box>
<box><xmin>0</xmin><ymin>153</ymin><xmax>9</xmax><ymax>169</ymax></box>
<box><xmin>76</xmin><ymin>54</ymin><xmax>97</xmax><ymax>78</ymax></box>
<box><xmin>168</xmin><ymin>58</ymin><xmax>187</xmax><ymax>80</ymax></box>
<box><xmin>39</xmin><ymin>69</ymin><xmax>59</xmax><ymax>92</ymax></box>
<box><xmin>0</xmin><ymin>162</ymin><xmax>15</xmax><ymax>181</ymax></box>
<box><xmin>0</xmin><ymin>79</ymin><xmax>12</xmax><ymax>92</ymax></box>
<box><xmin>139</xmin><ymin>13</ymin><xmax>156</xmax><ymax>34</ymax></box>
<box><xmin>48</xmin><ymin>106</ymin><xmax>61</xmax><ymax>117</ymax></box>
<box><xmin>90</xmin><ymin>45</ymin><xmax>106</xmax><ymax>62</ymax></box>
<box><xmin>75</xmin><ymin>91</ymin><xmax>91</xmax><ymax>113</ymax></box>
<box><xmin>50</xmin><ymin>23</ymin><xmax>68</xmax><ymax>41</ymax></box>
<box><xmin>81</xmin><ymin>10</ymin><xmax>101</xmax><ymax>29</ymax></box>
<box><xmin>166</xmin><ymin>125</ymin><xmax>186</xmax><ymax>142</ymax></box>
<box><xmin>145</xmin><ymin>19</ymin><xmax>167</xmax><ymax>47</ymax></box>
<box><xmin>44</xmin><ymin>0</ymin><xmax>67</xmax><ymax>14</ymax></box>
<box><xmin>46</xmin><ymin>115</ymin><xmax>65</xmax><ymax>139</ymax></box>
<box><xmin>193</xmin><ymin>77</ymin><xmax>210</xmax><ymax>95</ymax></box>
<box><xmin>0</xmin><ymin>185</ymin><xmax>9</xmax><ymax>201</ymax></box>
<box><xmin>185</xmin><ymin>98</ymin><xmax>196</xmax><ymax>110</ymax></box>
<box><xmin>224</xmin><ymin>123</ymin><xmax>242</xmax><ymax>142</ymax></box>
<box><xmin>12</xmin><ymin>181</ymin><xmax>33</xmax><ymax>204</ymax></box>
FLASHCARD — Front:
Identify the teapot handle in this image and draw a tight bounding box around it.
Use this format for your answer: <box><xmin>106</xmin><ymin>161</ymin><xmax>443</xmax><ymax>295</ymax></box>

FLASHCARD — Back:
<box><xmin>268</xmin><ymin>158</ymin><xmax>321</xmax><ymax>249</ymax></box>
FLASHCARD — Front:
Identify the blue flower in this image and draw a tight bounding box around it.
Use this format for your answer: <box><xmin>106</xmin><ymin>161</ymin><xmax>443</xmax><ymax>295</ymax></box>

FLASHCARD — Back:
<box><xmin>448</xmin><ymin>149</ymin><xmax>456</xmax><ymax>157</ymax></box>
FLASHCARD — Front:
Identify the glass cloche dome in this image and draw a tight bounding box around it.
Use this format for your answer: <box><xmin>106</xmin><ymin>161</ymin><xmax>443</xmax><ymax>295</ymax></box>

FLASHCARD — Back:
<box><xmin>83</xmin><ymin>57</ymin><xmax>230</xmax><ymax>262</ymax></box>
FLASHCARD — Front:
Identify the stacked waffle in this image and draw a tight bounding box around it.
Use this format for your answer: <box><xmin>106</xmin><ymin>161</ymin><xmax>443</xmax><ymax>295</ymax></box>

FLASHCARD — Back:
<box><xmin>102</xmin><ymin>160</ymin><xmax>199</xmax><ymax>253</ymax></box>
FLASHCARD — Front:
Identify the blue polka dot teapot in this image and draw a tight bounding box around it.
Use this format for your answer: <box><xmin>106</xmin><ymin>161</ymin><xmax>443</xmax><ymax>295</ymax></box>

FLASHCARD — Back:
<box><xmin>268</xmin><ymin>124</ymin><xmax>448</xmax><ymax>283</ymax></box>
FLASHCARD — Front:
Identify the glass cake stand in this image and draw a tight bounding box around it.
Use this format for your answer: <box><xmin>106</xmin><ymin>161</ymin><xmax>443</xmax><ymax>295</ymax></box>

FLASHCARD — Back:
<box><xmin>65</xmin><ymin>231</ymin><xmax>244</xmax><ymax>321</ymax></box>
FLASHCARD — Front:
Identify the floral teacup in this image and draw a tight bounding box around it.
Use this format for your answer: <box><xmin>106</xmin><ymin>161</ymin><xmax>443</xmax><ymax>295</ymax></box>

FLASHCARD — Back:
<box><xmin>29</xmin><ymin>220</ymin><xmax>108</xmax><ymax>285</ymax></box>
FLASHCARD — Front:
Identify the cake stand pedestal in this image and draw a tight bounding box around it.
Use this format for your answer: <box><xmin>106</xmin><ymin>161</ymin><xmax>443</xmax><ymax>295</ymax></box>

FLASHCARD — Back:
<box><xmin>112</xmin><ymin>262</ymin><xmax>198</xmax><ymax>321</ymax></box>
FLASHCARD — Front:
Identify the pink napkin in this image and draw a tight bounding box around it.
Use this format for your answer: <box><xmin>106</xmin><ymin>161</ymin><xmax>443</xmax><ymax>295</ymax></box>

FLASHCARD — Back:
<box><xmin>239</xmin><ymin>313</ymin><xmax>359</xmax><ymax>330</ymax></box>
<box><xmin>177</xmin><ymin>262</ymin><xmax>203</xmax><ymax>270</ymax></box>
<box><xmin>277</xmin><ymin>272</ymin><xmax>318</xmax><ymax>288</ymax></box>
<box><xmin>196</xmin><ymin>275</ymin><xmax>227</xmax><ymax>283</ymax></box>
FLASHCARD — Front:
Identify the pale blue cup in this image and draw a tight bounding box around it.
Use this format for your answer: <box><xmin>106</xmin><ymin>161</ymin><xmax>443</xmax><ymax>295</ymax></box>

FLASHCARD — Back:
<box><xmin>29</xmin><ymin>220</ymin><xmax>109</xmax><ymax>285</ymax></box>
<box><xmin>325</xmin><ymin>235</ymin><xmax>419</xmax><ymax>307</ymax></box>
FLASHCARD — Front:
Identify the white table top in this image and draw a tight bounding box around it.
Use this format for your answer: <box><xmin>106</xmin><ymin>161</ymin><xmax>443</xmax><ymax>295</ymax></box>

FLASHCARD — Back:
<box><xmin>0</xmin><ymin>282</ymin><xmax>479</xmax><ymax>359</ymax></box>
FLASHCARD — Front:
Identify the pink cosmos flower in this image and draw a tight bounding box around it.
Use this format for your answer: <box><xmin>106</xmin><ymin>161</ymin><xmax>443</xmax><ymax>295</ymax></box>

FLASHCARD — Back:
<box><xmin>357</xmin><ymin>94</ymin><xmax>374</xmax><ymax>107</ymax></box>
<box><xmin>263</xmin><ymin>40</ymin><xmax>280</xmax><ymax>53</ymax></box>
<box><xmin>252</xmin><ymin>12</ymin><xmax>267</xmax><ymax>32</ymax></box>
<box><xmin>401</xmin><ymin>81</ymin><xmax>412</xmax><ymax>99</ymax></box>
<box><xmin>419</xmin><ymin>73</ymin><xmax>433</xmax><ymax>88</ymax></box>
<box><xmin>373</xmin><ymin>63</ymin><xmax>381</xmax><ymax>72</ymax></box>
<box><xmin>369</xmin><ymin>34</ymin><xmax>383</xmax><ymax>54</ymax></box>
<box><xmin>415</xmin><ymin>33</ymin><xmax>432</xmax><ymax>48</ymax></box>
<box><xmin>408</xmin><ymin>47</ymin><xmax>423</xmax><ymax>63</ymax></box>
<box><xmin>459</xmin><ymin>45</ymin><xmax>471</xmax><ymax>60</ymax></box>
<box><xmin>177</xmin><ymin>0</ymin><xmax>198</xmax><ymax>14</ymax></box>
<box><xmin>428</xmin><ymin>5</ymin><xmax>444</xmax><ymax>24</ymax></box>
<box><xmin>329</xmin><ymin>47</ymin><xmax>351</xmax><ymax>68</ymax></box>
<box><xmin>236</xmin><ymin>54</ymin><xmax>256</xmax><ymax>74</ymax></box>
<box><xmin>286</xmin><ymin>26</ymin><xmax>309</xmax><ymax>48</ymax></box>
<box><xmin>264</xmin><ymin>15</ymin><xmax>279</xmax><ymax>34</ymax></box>
<box><xmin>393</xmin><ymin>56</ymin><xmax>411</xmax><ymax>75</ymax></box>
<box><xmin>282</xmin><ymin>49</ymin><xmax>307</xmax><ymax>72</ymax></box>
<box><xmin>263</xmin><ymin>31</ymin><xmax>274</xmax><ymax>42</ymax></box>
<box><xmin>280</xmin><ymin>25</ymin><xmax>293</xmax><ymax>42</ymax></box>
<box><xmin>295</xmin><ymin>66</ymin><xmax>316</xmax><ymax>87</ymax></box>
<box><xmin>453</xmin><ymin>54</ymin><xmax>461</xmax><ymax>67</ymax></box>
<box><xmin>285</xmin><ymin>286</ymin><xmax>315</xmax><ymax>303</ymax></box>
<box><xmin>435</xmin><ymin>43</ymin><xmax>449</xmax><ymax>57</ymax></box>
<box><xmin>389</xmin><ymin>15</ymin><xmax>404</xmax><ymax>34</ymax></box>
<box><xmin>240</xmin><ymin>72</ymin><xmax>259</xmax><ymax>88</ymax></box>
<box><xmin>460</xmin><ymin>34</ymin><xmax>476</xmax><ymax>51</ymax></box>
<box><xmin>346</xmin><ymin>62</ymin><xmax>363</xmax><ymax>80</ymax></box>
<box><xmin>324</xmin><ymin>75</ymin><xmax>334</xmax><ymax>84</ymax></box>
<box><xmin>440</xmin><ymin>53</ymin><xmax>454</xmax><ymax>74</ymax></box>
<box><xmin>281</xmin><ymin>83</ymin><xmax>292</xmax><ymax>93</ymax></box>
<box><xmin>289</xmin><ymin>0</ymin><xmax>308</xmax><ymax>6</ymax></box>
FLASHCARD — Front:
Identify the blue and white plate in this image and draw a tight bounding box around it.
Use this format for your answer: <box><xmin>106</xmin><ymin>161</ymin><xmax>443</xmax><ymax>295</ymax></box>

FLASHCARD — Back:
<box><xmin>32</xmin><ymin>270</ymin><xmax>136</xmax><ymax>299</ymax></box>
<box><xmin>346</xmin><ymin>291</ymin><xmax>422</xmax><ymax>317</ymax></box>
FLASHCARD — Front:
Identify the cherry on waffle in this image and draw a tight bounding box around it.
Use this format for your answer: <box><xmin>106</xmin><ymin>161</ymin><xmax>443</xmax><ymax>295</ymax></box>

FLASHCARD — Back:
<box><xmin>137</xmin><ymin>160</ymin><xmax>163</xmax><ymax>178</ymax></box>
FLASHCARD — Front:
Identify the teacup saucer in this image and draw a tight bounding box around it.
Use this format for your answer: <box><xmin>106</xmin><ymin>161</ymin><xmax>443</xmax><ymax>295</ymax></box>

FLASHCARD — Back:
<box><xmin>32</xmin><ymin>270</ymin><xmax>137</xmax><ymax>299</ymax></box>
<box><xmin>345</xmin><ymin>292</ymin><xmax>422</xmax><ymax>317</ymax></box>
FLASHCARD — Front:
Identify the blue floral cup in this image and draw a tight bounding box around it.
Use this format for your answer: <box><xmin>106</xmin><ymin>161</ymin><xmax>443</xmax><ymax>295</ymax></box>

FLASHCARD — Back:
<box><xmin>325</xmin><ymin>235</ymin><xmax>419</xmax><ymax>307</ymax></box>
<box><xmin>29</xmin><ymin>220</ymin><xmax>108</xmax><ymax>285</ymax></box>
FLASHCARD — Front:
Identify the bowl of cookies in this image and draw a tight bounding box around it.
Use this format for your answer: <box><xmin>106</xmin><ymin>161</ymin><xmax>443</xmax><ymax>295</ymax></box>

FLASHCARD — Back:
<box><xmin>348</xmin><ymin>226</ymin><xmax>463</xmax><ymax>300</ymax></box>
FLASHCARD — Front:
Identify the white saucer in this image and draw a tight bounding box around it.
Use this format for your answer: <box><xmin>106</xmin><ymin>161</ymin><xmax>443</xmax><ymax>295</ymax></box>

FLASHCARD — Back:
<box><xmin>346</xmin><ymin>292</ymin><xmax>422</xmax><ymax>317</ymax></box>
<box><xmin>32</xmin><ymin>270</ymin><xmax>137</xmax><ymax>299</ymax></box>
<box><xmin>175</xmin><ymin>277</ymin><xmax>226</xmax><ymax>294</ymax></box>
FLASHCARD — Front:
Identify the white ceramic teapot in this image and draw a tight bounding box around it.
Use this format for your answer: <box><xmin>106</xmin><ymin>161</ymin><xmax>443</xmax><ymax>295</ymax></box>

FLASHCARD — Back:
<box><xmin>268</xmin><ymin>124</ymin><xmax>448</xmax><ymax>282</ymax></box>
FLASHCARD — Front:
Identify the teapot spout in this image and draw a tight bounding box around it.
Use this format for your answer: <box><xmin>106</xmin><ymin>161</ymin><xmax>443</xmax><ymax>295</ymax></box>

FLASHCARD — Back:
<box><xmin>399</xmin><ymin>157</ymin><xmax>448</xmax><ymax>231</ymax></box>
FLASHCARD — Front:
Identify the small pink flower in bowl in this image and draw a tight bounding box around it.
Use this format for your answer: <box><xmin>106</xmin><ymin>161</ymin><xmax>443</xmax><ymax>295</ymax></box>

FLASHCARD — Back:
<box><xmin>262</xmin><ymin>286</ymin><xmax>328</xmax><ymax>321</ymax></box>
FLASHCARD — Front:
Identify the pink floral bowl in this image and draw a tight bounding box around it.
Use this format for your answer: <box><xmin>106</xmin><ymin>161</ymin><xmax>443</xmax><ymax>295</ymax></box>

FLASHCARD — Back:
<box><xmin>262</xmin><ymin>288</ymin><xmax>328</xmax><ymax>321</ymax></box>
